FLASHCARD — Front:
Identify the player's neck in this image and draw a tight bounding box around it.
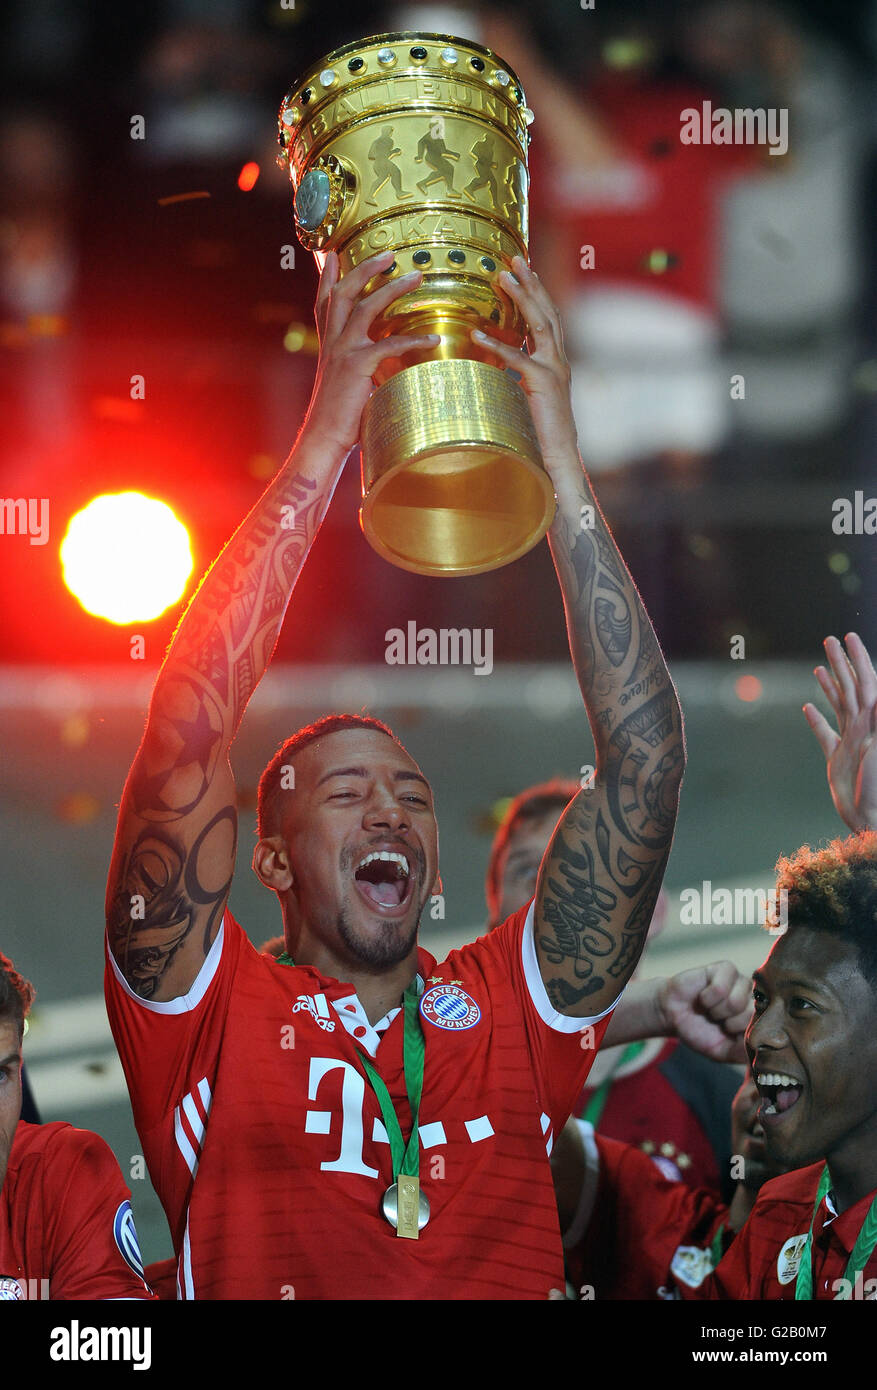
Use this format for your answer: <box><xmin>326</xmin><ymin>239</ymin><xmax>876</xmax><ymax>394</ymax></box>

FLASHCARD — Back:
<box><xmin>289</xmin><ymin>932</ymin><xmax>419</xmax><ymax>1026</ymax></box>
<box><xmin>728</xmin><ymin>1183</ymin><xmax>758</xmax><ymax>1233</ymax></box>
<box><xmin>350</xmin><ymin>964</ymin><xmax>420</xmax><ymax>1026</ymax></box>
<box><xmin>825</xmin><ymin>1115</ymin><xmax>877</xmax><ymax>1214</ymax></box>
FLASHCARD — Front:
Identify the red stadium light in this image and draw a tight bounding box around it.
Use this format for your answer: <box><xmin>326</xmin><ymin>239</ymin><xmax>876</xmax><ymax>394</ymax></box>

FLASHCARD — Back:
<box><xmin>60</xmin><ymin>491</ymin><xmax>193</xmax><ymax>624</ymax></box>
<box><xmin>237</xmin><ymin>161</ymin><xmax>260</xmax><ymax>192</ymax></box>
<box><xmin>734</xmin><ymin>674</ymin><xmax>763</xmax><ymax>704</ymax></box>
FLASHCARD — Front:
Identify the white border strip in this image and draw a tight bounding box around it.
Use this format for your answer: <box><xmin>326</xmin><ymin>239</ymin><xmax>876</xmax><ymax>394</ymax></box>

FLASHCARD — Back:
<box><xmin>106</xmin><ymin>920</ymin><xmax>225</xmax><ymax>1015</ymax></box>
<box><xmin>522</xmin><ymin>901</ymin><xmax>622</xmax><ymax>1032</ymax></box>
<box><xmin>0</xmin><ymin>661</ymin><xmax>821</xmax><ymax>712</ymax></box>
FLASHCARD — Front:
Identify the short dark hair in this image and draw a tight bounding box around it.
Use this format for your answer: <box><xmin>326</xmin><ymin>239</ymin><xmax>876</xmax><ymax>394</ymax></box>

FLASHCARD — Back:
<box><xmin>0</xmin><ymin>952</ymin><xmax>35</xmax><ymax>1040</ymax></box>
<box><xmin>774</xmin><ymin>830</ymin><xmax>877</xmax><ymax>990</ymax></box>
<box><xmin>485</xmin><ymin>778</ymin><xmax>580</xmax><ymax>923</ymax></box>
<box><xmin>256</xmin><ymin>713</ymin><xmax>404</xmax><ymax>839</ymax></box>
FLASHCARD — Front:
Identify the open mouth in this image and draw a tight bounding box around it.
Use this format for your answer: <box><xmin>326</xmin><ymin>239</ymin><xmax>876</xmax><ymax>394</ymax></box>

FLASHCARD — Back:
<box><xmin>353</xmin><ymin>850</ymin><xmax>413</xmax><ymax>912</ymax></box>
<box><xmin>755</xmin><ymin>1070</ymin><xmax>804</xmax><ymax>1120</ymax></box>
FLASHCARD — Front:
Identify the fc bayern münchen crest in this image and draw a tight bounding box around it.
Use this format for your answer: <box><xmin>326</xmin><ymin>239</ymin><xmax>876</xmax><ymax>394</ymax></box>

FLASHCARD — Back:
<box><xmin>0</xmin><ymin>1276</ymin><xmax>25</xmax><ymax>1300</ymax></box>
<box><xmin>420</xmin><ymin>984</ymin><xmax>481</xmax><ymax>1031</ymax></box>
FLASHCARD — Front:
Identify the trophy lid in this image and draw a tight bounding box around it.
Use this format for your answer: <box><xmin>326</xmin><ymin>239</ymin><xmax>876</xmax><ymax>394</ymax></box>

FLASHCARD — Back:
<box><xmin>277</xmin><ymin>32</ymin><xmax>532</xmax><ymax>170</ymax></box>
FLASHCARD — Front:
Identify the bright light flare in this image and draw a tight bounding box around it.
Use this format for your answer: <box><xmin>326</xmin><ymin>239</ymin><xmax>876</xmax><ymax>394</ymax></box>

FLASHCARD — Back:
<box><xmin>60</xmin><ymin>492</ymin><xmax>193</xmax><ymax>624</ymax></box>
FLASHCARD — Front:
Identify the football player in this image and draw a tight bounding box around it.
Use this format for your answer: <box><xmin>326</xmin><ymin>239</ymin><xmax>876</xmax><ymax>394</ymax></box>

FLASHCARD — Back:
<box><xmin>104</xmin><ymin>253</ymin><xmax>685</xmax><ymax>1299</ymax></box>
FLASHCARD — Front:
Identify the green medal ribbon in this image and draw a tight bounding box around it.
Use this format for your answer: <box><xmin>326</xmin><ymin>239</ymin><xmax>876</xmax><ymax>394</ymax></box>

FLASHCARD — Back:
<box><xmin>582</xmin><ymin>1040</ymin><xmax>646</xmax><ymax>1130</ymax></box>
<box><xmin>795</xmin><ymin>1165</ymin><xmax>877</xmax><ymax>1300</ymax></box>
<box><xmin>709</xmin><ymin>1222</ymin><xmax>726</xmax><ymax>1270</ymax></box>
<box><xmin>275</xmin><ymin>952</ymin><xmax>425</xmax><ymax>1182</ymax></box>
<box><xmin>358</xmin><ymin>983</ymin><xmax>425</xmax><ymax>1184</ymax></box>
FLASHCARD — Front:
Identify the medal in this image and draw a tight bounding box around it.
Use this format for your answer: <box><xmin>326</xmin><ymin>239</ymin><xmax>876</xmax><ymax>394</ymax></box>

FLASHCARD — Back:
<box><xmin>382</xmin><ymin>1176</ymin><xmax>430</xmax><ymax>1237</ymax></box>
<box><xmin>359</xmin><ymin>982</ymin><xmax>428</xmax><ymax>1239</ymax></box>
<box><xmin>275</xmin><ymin>952</ymin><xmax>430</xmax><ymax>1238</ymax></box>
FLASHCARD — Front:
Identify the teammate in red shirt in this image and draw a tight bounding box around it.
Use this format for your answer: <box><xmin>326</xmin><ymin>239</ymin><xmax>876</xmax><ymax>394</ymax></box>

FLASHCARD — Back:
<box><xmin>104</xmin><ymin>253</ymin><xmax>686</xmax><ymax>1298</ymax></box>
<box><xmin>695</xmin><ymin>635</ymin><xmax>877</xmax><ymax>1300</ymax></box>
<box><xmin>0</xmin><ymin>952</ymin><xmax>152</xmax><ymax>1301</ymax></box>
<box><xmin>703</xmin><ymin>825</ymin><xmax>877</xmax><ymax>1299</ymax></box>
<box><xmin>556</xmin><ymin>1073</ymin><xmax>785</xmax><ymax>1300</ymax></box>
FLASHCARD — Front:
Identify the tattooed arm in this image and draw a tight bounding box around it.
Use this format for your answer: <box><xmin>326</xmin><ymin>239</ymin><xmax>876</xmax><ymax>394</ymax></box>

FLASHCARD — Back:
<box><xmin>475</xmin><ymin>258</ymin><xmax>685</xmax><ymax>1017</ymax></box>
<box><xmin>106</xmin><ymin>251</ymin><xmax>439</xmax><ymax>1001</ymax></box>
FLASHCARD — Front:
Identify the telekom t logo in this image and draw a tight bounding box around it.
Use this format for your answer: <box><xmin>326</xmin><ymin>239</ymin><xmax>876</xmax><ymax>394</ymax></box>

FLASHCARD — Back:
<box><xmin>304</xmin><ymin>1056</ymin><xmax>496</xmax><ymax>1177</ymax></box>
<box><xmin>306</xmin><ymin>1058</ymin><xmax>379</xmax><ymax>1176</ymax></box>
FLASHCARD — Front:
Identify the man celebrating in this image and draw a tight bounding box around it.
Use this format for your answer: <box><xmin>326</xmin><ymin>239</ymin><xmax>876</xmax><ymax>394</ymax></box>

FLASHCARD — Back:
<box><xmin>700</xmin><ymin>829</ymin><xmax>877</xmax><ymax>1299</ymax></box>
<box><xmin>702</xmin><ymin>634</ymin><xmax>877</xmax><ymax>1300</ymax></box>
<box><xmin>104</xmin><ymin>252</ymin><xmax>685</xmax><ymax>1299</ymax></box>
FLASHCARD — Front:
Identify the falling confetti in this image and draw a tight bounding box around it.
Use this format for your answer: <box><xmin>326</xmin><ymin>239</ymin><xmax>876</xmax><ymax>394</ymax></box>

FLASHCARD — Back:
<box><xmin>157</xmin><ymin>191</ymin><xmax>211</xmax><ymax>206</ymax></box>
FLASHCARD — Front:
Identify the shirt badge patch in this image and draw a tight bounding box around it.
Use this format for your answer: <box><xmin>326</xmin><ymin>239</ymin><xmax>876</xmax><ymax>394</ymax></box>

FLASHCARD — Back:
<box><xmin>420</xmin><ymin>984</ymin><xmax>481</xmax><ymax>1031</ymax></box>
<box><xmin>777</xmin><ymin>1233</ymin><xmax>808</xmax><ymax>1285</ymax></box>
<box><xmin>0</xmin><ymin>1277</ymin><xmax>24</xmax><ymax>1300</ymax></box>
<box><xmin>114</xmin><ymin>1199</ymin><xmax>145</xmax><ymax>1279</ymax></box>
<box><xmin>670</xmin><ymin>1244</ymin><xmax>714</xmax><ymax>1289</ymax></box>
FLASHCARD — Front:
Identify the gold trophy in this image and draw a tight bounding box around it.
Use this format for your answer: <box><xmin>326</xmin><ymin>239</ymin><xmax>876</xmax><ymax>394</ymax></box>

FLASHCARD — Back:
<box><xmin>277</xmin><ymin>32</ymin><xmax>556</xmax><ymax>576</ymax></box>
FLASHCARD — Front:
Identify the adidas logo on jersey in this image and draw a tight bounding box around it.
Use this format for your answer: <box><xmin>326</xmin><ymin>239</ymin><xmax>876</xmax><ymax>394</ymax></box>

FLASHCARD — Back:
<box><xmin>291</xmin><ymin>993</ymin><xmax>336</xmax><ymax>1031</ymax></box>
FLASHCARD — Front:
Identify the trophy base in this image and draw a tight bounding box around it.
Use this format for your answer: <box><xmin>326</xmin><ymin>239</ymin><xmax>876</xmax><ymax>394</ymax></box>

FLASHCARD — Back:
<box><xmin>360</xmin><ymin>359</ymin><xmax>556</xmax><ymax>577</ymax></box>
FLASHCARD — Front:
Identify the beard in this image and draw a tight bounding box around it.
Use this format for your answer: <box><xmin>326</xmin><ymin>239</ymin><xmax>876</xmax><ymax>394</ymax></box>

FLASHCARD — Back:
<box><xmin>337</xmin><ymin>902</ymin><xmax>421</xmax><ymax>969</ymax></box>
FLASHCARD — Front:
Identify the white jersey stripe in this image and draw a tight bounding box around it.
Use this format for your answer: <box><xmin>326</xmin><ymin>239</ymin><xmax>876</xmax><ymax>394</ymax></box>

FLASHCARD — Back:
<box><xmin>197</xmin><ymin>1076</ymin><xmax>212</xmax><ymax>1113</ymax></box>
<box><xmin>176</xmin><ymin>1102</ymin><xmax>200</xmax><ymax>1159</ymax></box>
<box><xmin>182</xmin><ymin>1092</ymin><xmax>205</xmax><ymax>1148</ymax></box>
<box><xmin>174</xmin><ymin>1107</ymin><xmax>199</xmax><ymax>1176</ymax></box>
<box><xmin>181</xmin><ymin>1215</ymin><xmax>195</xmax><ymax>1300</ymax></box>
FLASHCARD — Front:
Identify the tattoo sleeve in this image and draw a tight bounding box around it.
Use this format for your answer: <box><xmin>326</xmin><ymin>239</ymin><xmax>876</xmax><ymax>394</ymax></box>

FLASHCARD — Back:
<box><xmin>535</xmin><ymin>470</ymin><xmax>685</xmax><ymax>1016</ymax></box>
<box><xmin>106</xmin><ymin>450</ymin><xmax>340</xmax><ymax>999</ymax></box>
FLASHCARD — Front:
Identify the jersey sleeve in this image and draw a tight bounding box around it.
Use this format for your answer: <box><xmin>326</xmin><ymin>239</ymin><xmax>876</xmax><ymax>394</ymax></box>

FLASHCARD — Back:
<box><xmin>459</xmin><ymin>900</ymin><xmax>623</xmax><ymax>1138</ymax></box>
<box><xmin>104</xmin><ymin>908</ymin><xmax>244</xmax><ymax>1244</ymax></box>
<box><xmin>42</xmin><ymin>1129</ymin><xmax>155</xmax><ymax>1300</ymax></box>
<box><xmin>105</xmin><ymin>909</ymin><xmax>240</xmax><ymax>1132</ymax></box>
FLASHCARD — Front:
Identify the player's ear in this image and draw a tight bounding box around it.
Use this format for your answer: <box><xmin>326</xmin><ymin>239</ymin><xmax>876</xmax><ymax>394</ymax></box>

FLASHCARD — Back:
<box><xmin>253</xmin><ymin>837</ymin><xmax>294</xmax><ymax>893</ymax></box>
<box><xmin>432</xmin><ymin>873</ymin><xmax>443</xmax><ymax>895</ymax></box>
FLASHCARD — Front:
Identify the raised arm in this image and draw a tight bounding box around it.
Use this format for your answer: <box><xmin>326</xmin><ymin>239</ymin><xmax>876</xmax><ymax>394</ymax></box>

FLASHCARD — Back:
<box><xmin>603</xmin><ymin>962</ymin><xmax>751</xmax><ymax>1064</ymax></box>
<box><xmin>105</xmin><ymin>252</ymin><xmax>439</xmax><ymax>1000</ymax></box>
<box><xmin>475</xmin><ymin>258</ymin><xmax>685</xmax><ymax>1016</ymax></box>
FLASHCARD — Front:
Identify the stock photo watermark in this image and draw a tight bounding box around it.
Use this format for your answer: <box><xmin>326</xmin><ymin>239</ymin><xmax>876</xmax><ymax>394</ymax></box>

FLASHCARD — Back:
<box><xmin>385</xmin><ymin>622</ymin><xmax>493</xmax><ymax>674</ymax></box>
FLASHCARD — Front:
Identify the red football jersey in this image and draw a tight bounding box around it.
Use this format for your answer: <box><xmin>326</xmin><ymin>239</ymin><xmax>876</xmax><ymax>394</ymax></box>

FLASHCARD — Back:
<box><xmin>0</xmin><ymin>1121</ymin><xmax>154</xmax><ymax>1300</ymax></box>
<box><xmin>105</xmin><ymin>901</ymin><xmax>616</xmax><ymax>1300</ymax></box>
<box><xmin>577</xmin><ymin>1039</ymin><xmax>736</xmax><ymax>1194</ymax></box>
<box><xmin>700</xmin><ymin>1164</ymin><xmax>877</xmax><ymax>1300</ymax></box>
<box><xmin>564</xmin><ymin>1120</ymin><xmax>729</xmax><ymax>1299</ymax></box>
